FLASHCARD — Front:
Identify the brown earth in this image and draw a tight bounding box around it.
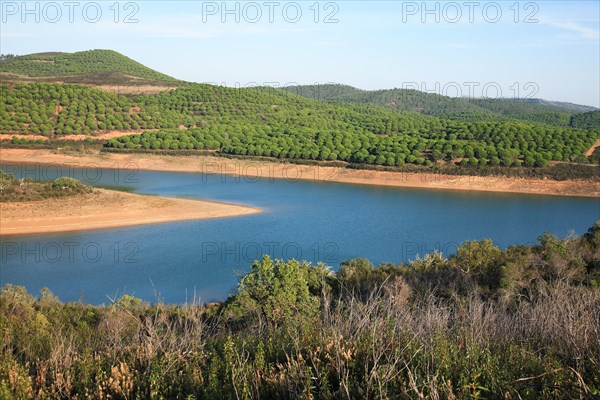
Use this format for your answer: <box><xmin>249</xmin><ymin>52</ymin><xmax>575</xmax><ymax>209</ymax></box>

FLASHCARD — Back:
<box><xmin>1</xmin><ymin>149</ymin><xmax>599</xmax><ymax>198</ymax></box>
<box><xmin>0</xmin><ymin>188</ymin><xmax>261</xmax><ymax>236</ymax></box>
<box><xmin>585</xmin><ymin>139</ymin><xmax>600</xmax><ymax>157</ymax></box>
<box><xmin>0</xmin><ymin>73</ymin><xmax>177</xmax><ymax>95</ymax></box>
<box><xmin>92</xmin><ymin>84</ymin><xmax>176</xmax><ymax>95</ymax></box>
<box><xmin>0</xmin><ymin>130</ymin><xmax>148</xmax><ymax>142</ymax></box>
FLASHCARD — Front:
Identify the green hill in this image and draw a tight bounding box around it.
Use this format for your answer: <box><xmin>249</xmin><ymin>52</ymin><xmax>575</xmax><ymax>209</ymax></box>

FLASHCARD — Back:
<box><xmin>2</xmin><ymin>82</ymin><xmax>598</xmax><ymax>169</ymax></box>
<box><xmin>0</xmin><ymin>49</ymin><xmax>179</xmax><ymax>85</ymax></box>
<box><xmin>111</xmin><ymin>85</ymin><xmax>598</xmax><ymax>167</ymax></box>
<box><xmin>282</xmin><ymin>84</ymin><xmax>596</xmax><ymax>127</ymax></box>
<box><xmin>1</xmin><ymin>50</ymin><xmax>598</xmax><ymax>172</ymax></box>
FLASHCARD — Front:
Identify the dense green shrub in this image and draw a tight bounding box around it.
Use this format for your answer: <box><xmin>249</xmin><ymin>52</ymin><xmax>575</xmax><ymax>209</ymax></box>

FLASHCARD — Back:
<box><xmin>52</xmin><ymin>176</ymin><xmax>84</xmax><ymax>189</ymax></box>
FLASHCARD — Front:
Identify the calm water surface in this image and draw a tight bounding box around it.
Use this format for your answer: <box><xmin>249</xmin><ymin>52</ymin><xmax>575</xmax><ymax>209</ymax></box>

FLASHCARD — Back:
<box><xmin>1</xmin><ymin>164</ymin><xmax>598</xmax><ymax>304</ymax></box>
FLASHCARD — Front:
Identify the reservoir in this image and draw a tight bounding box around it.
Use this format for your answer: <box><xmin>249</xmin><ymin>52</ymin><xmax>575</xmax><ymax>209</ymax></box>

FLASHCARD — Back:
<box><xmin>1</xmin><ymin>164</ymin><xmax>598</xmax><ymax>304</ymax></box>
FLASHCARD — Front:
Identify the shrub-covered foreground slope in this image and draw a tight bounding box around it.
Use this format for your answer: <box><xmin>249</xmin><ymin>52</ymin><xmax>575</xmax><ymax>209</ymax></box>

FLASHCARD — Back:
<box><xmin>1</xmin><ymin>222</ymin><xmax>599</xmax><ymax>399</ymax></box>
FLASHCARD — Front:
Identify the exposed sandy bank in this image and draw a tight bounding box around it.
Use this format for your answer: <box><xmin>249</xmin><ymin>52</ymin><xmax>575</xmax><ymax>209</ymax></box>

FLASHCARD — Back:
<box><xmin>0</xmin><ymin>188</ymin><xmax>261</xmax><ymax>236</ymax></box>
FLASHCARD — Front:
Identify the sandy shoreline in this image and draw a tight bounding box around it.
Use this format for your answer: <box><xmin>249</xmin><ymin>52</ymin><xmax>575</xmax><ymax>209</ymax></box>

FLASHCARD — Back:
<box><xmin>0</xmin><ymin>188</ymin><xmax>261</xmax><ymax>236</ymax></box>
<box><xmin>0</xmin><ymin>148</ymin><xmax>599</xmax><ymax>198</ymax></box>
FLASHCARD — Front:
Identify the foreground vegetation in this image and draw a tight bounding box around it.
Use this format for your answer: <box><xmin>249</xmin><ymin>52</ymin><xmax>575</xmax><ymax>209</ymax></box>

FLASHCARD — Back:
<box><xmin>1</xmin><ymin>222</ymin><xmax>599</xmax><ymax>399</ymax></box>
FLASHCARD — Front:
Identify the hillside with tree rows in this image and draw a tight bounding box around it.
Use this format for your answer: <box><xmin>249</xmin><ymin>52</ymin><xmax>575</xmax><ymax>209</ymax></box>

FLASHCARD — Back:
<box><xmin>0</xmin><ymin>83</ymin><xmax>190</xmax><ymax>134</ymax></box>
<box><xmin>112</xmin><ymin>84</ymin><xmax>598</xmax><ymax>167</ymax></box>
<box><xmin>1</xmin><ymin>82</ymin><xmax>598</xmax><ymax>168</ymax></box>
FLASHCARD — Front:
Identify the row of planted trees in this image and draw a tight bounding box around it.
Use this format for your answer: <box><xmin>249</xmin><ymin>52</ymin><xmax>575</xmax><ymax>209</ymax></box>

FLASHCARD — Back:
<box><xmin>107</xmin><ymin>127</ymin><xmax>573</xmax><ymax>167</ymax></box>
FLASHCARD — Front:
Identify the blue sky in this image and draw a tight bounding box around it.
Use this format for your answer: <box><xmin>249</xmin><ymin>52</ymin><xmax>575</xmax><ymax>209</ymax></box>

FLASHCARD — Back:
<box><xmin>2</xmin><ymin>1</ymin><xmax>599</xmax><ymax>106</ymax></box>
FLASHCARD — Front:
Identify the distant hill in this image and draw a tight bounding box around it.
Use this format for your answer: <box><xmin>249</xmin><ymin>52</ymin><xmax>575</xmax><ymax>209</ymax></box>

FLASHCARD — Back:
<box><xmin>0</xmin><ymin>49</ymin><xmax>179</xmax><ymax>86</ymax></box>
<box><xmin>282</xmin><ymin>84</ymin><xmax>597</xmax><ymax>127</ymax></box>
<box><xmin>521</xmin><ymin>99</ymin><xmax>597</xmax><ymax>113</ymax></box>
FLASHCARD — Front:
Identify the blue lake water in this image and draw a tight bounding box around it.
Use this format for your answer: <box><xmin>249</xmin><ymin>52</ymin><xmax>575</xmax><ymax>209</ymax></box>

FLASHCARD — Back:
<box><xmin>1</xmin><ymin>163</ymin><xmax>599</xmax><ymax>304</ymax></box>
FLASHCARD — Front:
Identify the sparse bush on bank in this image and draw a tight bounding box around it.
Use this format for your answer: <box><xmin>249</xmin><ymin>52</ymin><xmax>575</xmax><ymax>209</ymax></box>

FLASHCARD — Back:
<box><xmin>0</xmin><ymin>173</ymin><xmax>91</xmax><ymax>202</ymax></box>
<box><xmin>1</xmin><ymin>222</ymin><xmax>599</xmax><ymax>399</ymax></box>
<box><xmin>51</xmin><ymin>177</ymin><xmax>85</xmax><ymax>190</ymax></box>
